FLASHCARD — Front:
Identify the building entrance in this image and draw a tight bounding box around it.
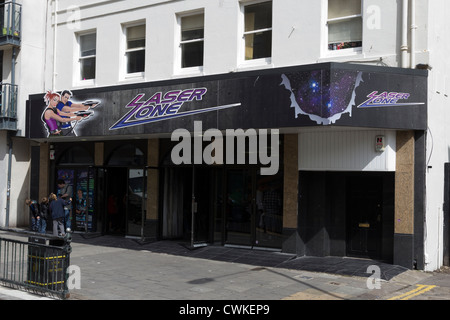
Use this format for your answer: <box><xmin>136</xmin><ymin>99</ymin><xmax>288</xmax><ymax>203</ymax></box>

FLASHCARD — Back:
<box><xmin>55</xmin><ymin>167</ymin><xmax>96</xmax><ymax>233</ymax></box>
<box><xmin>298</xmin><ymin>171</ymin><xmax>394</xmax><ymax>261</ymax></box>
<box><xmin>224</xmin><ymin>168</ymin><xmax>283</xmax><ymax>248</ymax></box>
<box><xmin>161</xmin><ymin>166</ymin><xmax>283</xmax><ymax>249</ymax></box>
<box><xmin>161</xmin><ymin>167</ymin><xmax>212</xmax><ymax>245</ymax></box>
<box><xmin>346</xmin><ymin>175</ymin><xmax>383</xmax><ymax>259</ymax></box>
<box><xmin>105</xmin><ymin>168</ymin><xmax>127</xmax><ymax>235</ymax></box>
<box><xmin>104</xmin><ymin>167</ymin><xmax>147</xmax><ymax>238</ymax></box>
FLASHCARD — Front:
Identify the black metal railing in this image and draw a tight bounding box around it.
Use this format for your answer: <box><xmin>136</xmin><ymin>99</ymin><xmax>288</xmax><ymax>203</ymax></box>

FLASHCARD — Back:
<box><xmin>0</xmin><ymin>1</ymin><xmax>21</xmax><ymax>47</ymax></box>
<box><xmin>0</xmin><ymin>228</ymin><xmax>72</xmax><ymax>300</ymax></box>
<box><xmin>0</xmin><ymin>83</ymin><xmax>18</xmax><ymax>131</ymax></box>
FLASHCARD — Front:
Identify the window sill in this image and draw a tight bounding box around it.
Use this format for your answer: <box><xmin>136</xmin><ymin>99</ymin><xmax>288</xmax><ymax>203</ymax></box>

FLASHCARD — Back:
<box><xmin>173</xmin><ymin>66</ymin><xmax>204</xmax><ymax>78</ymax></box>
<box><xmin>73</xmin><ymin>79</ymin><xmax>96</xmax><ymax>89</ymax></box>
<box><xmin>120</xmin><ymin>72</ymin><xmax>145</xmax><ymax>83</ymax></box>
<box><xmin>318</xmin><ymin>48</ymin><xmax>364</xmax><ymax>62</ymax></box>
<box><xmin>235</xmin><ymin>57</ymin><xmax>273</xmax><ymax>72</ymax></box>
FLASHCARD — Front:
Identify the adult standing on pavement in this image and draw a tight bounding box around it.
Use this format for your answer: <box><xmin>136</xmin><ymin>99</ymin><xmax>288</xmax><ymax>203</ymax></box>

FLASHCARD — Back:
<box><xmin>49</xmin><ymin>193</ymin><xmax>71</xmax><ymax>237</ymax></box>
<box><xmin>25</xmin><ymin>199</ymin><xmax>40</xmax><ymax>232</ymax></box>
<box><xmin>57</xmin><ymin>179</ymin><xmax>73</xmax><ymax>231</ymax></box>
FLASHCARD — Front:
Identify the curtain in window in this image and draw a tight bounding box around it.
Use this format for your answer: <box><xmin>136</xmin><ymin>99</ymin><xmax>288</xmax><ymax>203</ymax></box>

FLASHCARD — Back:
<box><xmin>181</xmin><ymin>14</ymin><xmax>204</xmax><ymax>68</ymax></box>
<box><xmin>328</xmin><ymin>17</ymin><xmax>362</xmax><ymax>44</ymax></box>
<box><xmin>328</xmin><ymin>0</ymin><xmax>362</xmax><ymax>49</ymax></box>
<box><xmin>328</xmin><ymin>0</ymin><xmax>361</xmax><ymax>19</ymax></box>
<box><xmin>126</xmin><ymin>25</ymin><xmax>145</xmax><ymax>73</ymax></box>
<box><xmin>127</xmin><ymin>25</ymin><xmax>145</xmax><ymax>48</ymax></box>
<box><xmin>80</xmin><ymin>34</ymin><xmax>96</xmax><ymax>57</ymax></box>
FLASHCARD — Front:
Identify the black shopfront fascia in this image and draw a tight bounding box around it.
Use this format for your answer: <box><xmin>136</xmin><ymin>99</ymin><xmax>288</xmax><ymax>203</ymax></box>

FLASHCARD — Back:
<box><xmin>26</xmin><ymin>62</ymin><xmax>428</xmax><ymax>141</ymax></box>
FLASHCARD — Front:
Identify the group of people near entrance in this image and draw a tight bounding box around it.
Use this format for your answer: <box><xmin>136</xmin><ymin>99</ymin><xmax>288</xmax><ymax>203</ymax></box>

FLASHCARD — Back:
<box><xmin>25</xmin><ymin>179</ymin><xmax>80</xmax><ymax>237</ymax></box>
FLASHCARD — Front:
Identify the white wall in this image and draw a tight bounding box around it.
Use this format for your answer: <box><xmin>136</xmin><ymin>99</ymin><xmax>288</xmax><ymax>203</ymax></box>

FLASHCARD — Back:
<box><xmin>0</xmin><ymin>0</ymin><xmax>47</xmax><ymax>228</ymax></box>
<box><xmin>47</xmin><ymin>0</ymin><xmax>427</xmax><ymax>91</ymax></box>
<box><xmin>298</xmin><ymin>129</ymin><xmax>396</xmax><ymax>172</ymax></box>
<box><xmin>423</xmin><ymin>0</ymin><xmax>450</xmax><ymax>271</ymax></box>
<box><xmin>0</xmin><ymin>133</ymin><xmax>30</xmax><ymax>228</ymax></box>
<box><xmin>9</xmin><ymin>137</ymin><xmax>31</xmax><ymax>227</ymax></box>
<box><xmin>16</xmin><ymin>0</ymin><xmax>48</xmax><ymax>135</ymax></box>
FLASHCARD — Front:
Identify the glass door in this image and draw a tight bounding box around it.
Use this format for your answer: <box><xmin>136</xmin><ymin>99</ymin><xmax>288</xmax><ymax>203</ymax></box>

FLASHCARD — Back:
<box><xmin>191</xmin><ymin>167</ymin><xmax>214</xmax><ymax>246</ymax></box>
<box><xmin>224</xmin><ymin>169</ymin><xmax>254</xmax><ymax>247</ymax></box>
<box><xmin>255</xmin><ymin>171</ymin><xmax>283</xmax><ymax>249</ymax></box>
<box><xmin>223</xmin><ymin>167</ymin><xmax>284</xmax><ymax>249</ymax></box>
<box><xmin>74</xmin><ymin>168</ymin><xmax>96</xmax><ymax>232</ymax></box>
<box><xmin>56</xmin><ymin>167</ymin><xmax>99</xmax><ymax>233</ymax></box>
<box><xmin>94</xmin><ymin>167</ymin><xmax>106</xmax><ymax>234</ymax></box>
<box><xmin>126</xmin><ymin>168</ymin><xmax>146</xmax><ymax>238</ymax></box>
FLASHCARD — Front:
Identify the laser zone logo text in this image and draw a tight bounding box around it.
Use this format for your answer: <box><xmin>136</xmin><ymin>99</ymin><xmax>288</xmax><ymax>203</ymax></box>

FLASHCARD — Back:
<box><xmin>109</xmin><ymin>88</ymin><xmax>241</xmax><ymax>130</ymax></box>
<box><xmin>357</xmin><ymin>91</ymin><xmax>425</xmax><ymax>108</ymax></box>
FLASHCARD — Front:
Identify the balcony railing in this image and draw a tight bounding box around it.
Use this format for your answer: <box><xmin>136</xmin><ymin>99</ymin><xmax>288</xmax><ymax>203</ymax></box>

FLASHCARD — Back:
<box><xmin>0</xmin><ymin>83</ymin><xmax>18</xmax><ymax>131</ymax></box>
<box><xmin>0</xmin><ymin>1</ymin><xmax>21</xmax><ymax>47</ymax></box>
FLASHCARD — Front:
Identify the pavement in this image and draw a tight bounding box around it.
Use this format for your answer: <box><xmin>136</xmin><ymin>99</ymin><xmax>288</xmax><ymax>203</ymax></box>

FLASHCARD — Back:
<box><xmin>0</xmin><ymin>231</ymin><xmax>444</xmax><ymax>304</ymax></box>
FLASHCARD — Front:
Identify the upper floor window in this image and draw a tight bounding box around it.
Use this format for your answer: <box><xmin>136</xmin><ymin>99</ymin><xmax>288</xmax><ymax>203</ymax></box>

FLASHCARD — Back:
<box><xmin>79</xmin><ymin>32</ymin><xmax>96</xmax><ymax>81</ymax></box>
<box><xmin>180</xmin><ymin>13</ymin><xmax>204</xmax><ymax>68</ymax></box>
<box><xmin>125</xmin><ymin>24</ymin><xmax>146</xmax><ymax>74</ymax></box>
<box><xmin>327</xmin><ymin>0</ymin><xmax>362</xmax><ymax>51</ymax></box>
<box><xmin>244</xmin><ymin>1</ymin><xmax>272</xmax><ymax>61</ymax></box>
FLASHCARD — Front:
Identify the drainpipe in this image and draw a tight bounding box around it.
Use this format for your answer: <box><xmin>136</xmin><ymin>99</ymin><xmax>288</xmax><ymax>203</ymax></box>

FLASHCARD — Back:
<box><xmin>5</xmin><ymin>0</ymin><xmax>17</xmax><ymax>228</ymax></box>
<box><xmin>401</xmin><ymin>0</ymin><xmax>409</xmax><ymax>68</ymax></box>
<box><xmin>52</xmin><ymin>0</ymin><xmax>57</xmax><ymax>91</ymax></box>
<box><xmin>410</xmin><ymin>0</ymin><xmax>416</xmax><ymax>69</ymax></box>
<box><xmin>5</xmin><ymin>132</ymin><xmax>12</xmax><ymax>228</ymax></box>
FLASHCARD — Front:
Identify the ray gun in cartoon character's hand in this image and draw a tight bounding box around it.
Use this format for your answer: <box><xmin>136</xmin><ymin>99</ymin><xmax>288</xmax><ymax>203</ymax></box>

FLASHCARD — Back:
<box><xmin>82</xmin><ymin>100</ymin><xmax>100</xmax><ymax>108</ymax></box>
<box><xmin>75</xmin><ymin>110</ymin><xmax>94</xmax><ymax>119</ymax></box>
<box><xmin>73</xmin><ymin>100</ymin><xmax>100</xmax><ymax>121</ymax></box>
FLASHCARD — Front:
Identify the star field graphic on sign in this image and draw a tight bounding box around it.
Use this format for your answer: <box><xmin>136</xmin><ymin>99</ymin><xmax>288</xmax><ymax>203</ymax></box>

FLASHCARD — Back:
<box><xmin>281</xmin><ymin>70</ymin><xmax>363</xmax><ymax>125</ymax></box>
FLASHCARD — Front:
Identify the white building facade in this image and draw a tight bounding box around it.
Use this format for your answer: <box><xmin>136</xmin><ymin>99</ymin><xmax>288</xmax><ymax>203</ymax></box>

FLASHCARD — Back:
<box><xmin>0</xmin><ymin>0</ymin><xmax>47</xmax><ymax>227</ymax></box>
<box><xmin>15</xmin><ymin>0</ymin><xmax>450</xmax><ymax>272</ymax></box>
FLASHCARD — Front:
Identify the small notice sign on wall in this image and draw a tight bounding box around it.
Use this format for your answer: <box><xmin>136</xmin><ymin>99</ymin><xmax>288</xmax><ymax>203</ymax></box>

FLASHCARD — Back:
<box><xmin>375</xmin><ymin>136</ymin><xmax>386</xmax><ymax>152</ymax></box>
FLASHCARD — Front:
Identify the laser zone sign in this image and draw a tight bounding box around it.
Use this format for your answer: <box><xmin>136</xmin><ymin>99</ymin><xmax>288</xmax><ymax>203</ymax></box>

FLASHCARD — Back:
<box><xmin>357</xmin><ymin>91</ymin><xmax>424</xmax><ymax>108</ymax></box>
<box><xmin>110</xmin><ymin>87</ymin><xmax>240</xmax><ymax>130</ymax></box>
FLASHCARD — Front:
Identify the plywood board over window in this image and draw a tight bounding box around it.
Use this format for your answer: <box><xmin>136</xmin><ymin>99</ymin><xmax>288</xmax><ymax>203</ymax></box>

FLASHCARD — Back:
<box><xmin>244</xmin><ymin>1</ymin><xmax>272</xmax><ymax>60</ymax></box>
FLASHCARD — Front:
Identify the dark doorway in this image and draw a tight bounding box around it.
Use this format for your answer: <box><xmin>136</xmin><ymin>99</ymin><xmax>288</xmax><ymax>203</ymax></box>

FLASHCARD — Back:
<box><xmin>346</xmin><ymin>175</ymin><xmax>383</xmax><ymax>259</ymax></box>
<box><xmin>298</xmin><ymin>171</ymin><xmax>393</xmax><ymax>261</ymax></box>
<box><xmin>161</xmin><ymin>166</ymin><xmax>212</xmax><ymax>244</ymax></box>
<box><xmin>105</xmin><ymin>167</ymin><xmax>127</xmax><ymax>235</ymax></box>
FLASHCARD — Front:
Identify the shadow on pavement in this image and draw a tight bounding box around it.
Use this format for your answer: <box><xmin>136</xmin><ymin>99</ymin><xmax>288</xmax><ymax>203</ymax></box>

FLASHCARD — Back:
<box><xmin>71</xmin><ymin>233</ymin><xmax>409</xmax><ymax>281</ymax></box>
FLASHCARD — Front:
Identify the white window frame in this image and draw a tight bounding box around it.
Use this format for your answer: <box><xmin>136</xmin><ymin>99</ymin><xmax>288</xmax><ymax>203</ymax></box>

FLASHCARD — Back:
<box><xmin>174</xmin><ymin>11</ymin><xmax>204</xmax><ymax>76</ymax></box>
<box><xmin>75</xmin><ymin>30</ymin><xmax>97</xmax><ymax>86</ymax></box>
<box><xmin>324</xmin><ymin>0</ymin><xmax>363</xmax><ymax>57</ymax></box>
<box><xmin>238</xmin><ymin>0</ymin><xmax>272</xmax><ymax>69</ymax></box>
<box><xmin>121</xmin><ymin>21</ymin><xmax>146</xmax><ymax>81</ymax></box>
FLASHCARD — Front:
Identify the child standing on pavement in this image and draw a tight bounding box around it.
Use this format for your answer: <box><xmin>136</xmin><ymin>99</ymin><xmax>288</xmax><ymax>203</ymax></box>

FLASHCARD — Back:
<box><xmin>39</xmin><ymin>197</ymin><xmax>49</xmax><ymax>234</ymax></box>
